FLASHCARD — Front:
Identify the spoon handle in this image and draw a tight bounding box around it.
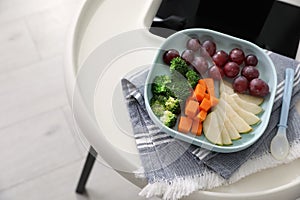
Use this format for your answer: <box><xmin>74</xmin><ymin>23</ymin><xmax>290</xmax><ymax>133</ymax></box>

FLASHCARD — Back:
<box><xmin>279</xmin><ymin>68</ymin><xmax>295</xmax><ymax>129</ymax></box>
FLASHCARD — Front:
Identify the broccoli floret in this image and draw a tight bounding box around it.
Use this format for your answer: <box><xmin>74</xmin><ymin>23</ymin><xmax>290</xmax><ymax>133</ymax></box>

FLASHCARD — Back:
<box><xmin>160</xmin><ymin>110</ymin><xmax>177</xmax><ymax>128</ymax></box>
<box><xmin>165</xmin><ymin>96</ymin><xmax>181</xmax><ymax>114</ymax></box>
<box><xmin>150</xmin><ymin>95</ymin><xmax>180</xmax><ymax>117</ymax></box>
<box><xmin>170</xmin><ymin>57</ymin><xmax>189</xmax><ymax>77</ymax></box>
<box><xmin>150</xmin><ymin>95</ymin><xmax>168</xmax><ymax>117</ymax></box>
<box><xmin>167</xmin><ymin>77</ymin><xmax>192</xmax><ymax>102</ymax></box>
<box><xmin>151</xmin><ymin>75</ymin><xmax>173</xmax><ymax>97</ymax></box>
<box><xmin>150</xmin><ymin>101</ymin><xmax>165</xmax><ymax>117</ymax></box>
<box><xmin>186</xmin><ymin>69</ymin><xmax>201</xmax><ymax>88</ymax></box>
<box><xmin>150</xmin><ymin>95</ymin><xmax>168</xmax><ymax>106</ymax></box>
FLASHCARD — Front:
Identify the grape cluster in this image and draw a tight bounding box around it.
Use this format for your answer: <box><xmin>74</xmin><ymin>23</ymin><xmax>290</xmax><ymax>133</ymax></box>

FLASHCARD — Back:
<box><xmin>162</xmin><ymin>36</ymin><xmax>270</xmax><ymax>97</ymax></box>
<box><xmin>212</xmin><ymin>46</ymin><xmax>269</xmax><ymax>97</ymax></box>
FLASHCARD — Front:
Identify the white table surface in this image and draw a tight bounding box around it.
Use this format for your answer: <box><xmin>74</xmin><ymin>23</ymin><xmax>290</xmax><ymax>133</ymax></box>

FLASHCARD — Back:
<box><xmin>64</xmin><ymin>0</ymin><xmax>300</xmax><ymax>199</ymax></box>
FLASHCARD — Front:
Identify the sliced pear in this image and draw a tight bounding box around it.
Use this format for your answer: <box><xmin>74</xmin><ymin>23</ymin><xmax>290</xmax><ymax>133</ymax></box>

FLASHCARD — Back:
<box><xmin>225</xmin><ymin>119</ymin><xmax>242</xmax><ymax>140</ymax></box>
<box><xmin>237</xmin><ymin>93</ymin><xmax>264</xmax><ymax>105</ymax></box>
<box><xmin>222</xmin><ymin>93</ymin><xmax>261</xmax><ymax>126</ymax></box>
<box><xmin>222</xmin><ymin>126</ymin><xmax>233</xmax><ymax>145</ymax></box>
<box><xmin>215</xmin><ymin>107</ymin><xmax>241</xmax><ymax>140</ymax></box>
<box><xmin>220</xmin><ymin>80</ymin><xmax>234</xmax><ymax>95</ymax></box>
<box><xmin>216</xmin><ymin>111</ymin><xmax>232</xmax><ymax>145</ymax></box>
<box><xmin>231</xmin><ymin>93</ymin><xmax>263</xmax><ymax>114</ymax></box>
<box><xmin>203</xmin><ymin>111</ymin><xmax>223</xmax><ymax>145</ymax></box>
<box><xmin>217</xmin><ymin>98</ymin><xmax>252</xmax><ymax>133</ymax></box>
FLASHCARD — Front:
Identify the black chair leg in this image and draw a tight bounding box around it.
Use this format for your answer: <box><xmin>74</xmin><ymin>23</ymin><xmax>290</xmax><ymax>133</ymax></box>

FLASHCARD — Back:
<box><xmin>76</xmin><ymin>146</ymin><xmax>97</xmax><ymax>194</ymax></box>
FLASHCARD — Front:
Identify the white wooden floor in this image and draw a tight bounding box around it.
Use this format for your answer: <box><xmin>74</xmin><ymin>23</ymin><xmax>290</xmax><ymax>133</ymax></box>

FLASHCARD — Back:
<box><xmin>0</xmin><ymin>0</ymin><xmax>299</xmax><ymax>200</ymax></box>
<box><xmin>0</xmin><ymin>0</ymin><xmax>147</xmax><ymax>199</ymax></box>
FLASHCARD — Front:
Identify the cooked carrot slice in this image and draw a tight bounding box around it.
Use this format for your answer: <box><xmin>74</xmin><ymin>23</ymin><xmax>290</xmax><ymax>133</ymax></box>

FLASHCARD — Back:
<box><xmin>198</xmin><ymin>79</ymin><xmax>207</xmax><ymax>89</ymax></box>
<box><xmin>199</xmin><ymin>98</ymin><xmax>211</xmax><ymax>112</ymax></box>
<box><xmin>203</xmin><ymin>78</ymin><xmax>215</xmax><ymax>97</ymax></box>
<box><xmin>185</xmin><ymin>100</ymin><xmax>199</xmax><ymax>118</ymax></box>
<box><xmin>191</xmin><ymin>120</ymin><xmax>203</xmax><ymax>136</ymax></box>
<box><xmin>204</xmin><ymin>92</ymin><xmax>210</xmax><ymax>100</ymax></box>
<box><xmin>178</xmin><ymin>116</ymin><xmax>193</xmax><ymax>133</ymax></box>
<box><xmin>194</xmin><ymin>83</ymin><xmax>206</xmax><ymax>102</ymax></box>
<box><xmin>195</xmin><ymin>110</ymin><xmax>207</xmax><ymax>122</ymax></box>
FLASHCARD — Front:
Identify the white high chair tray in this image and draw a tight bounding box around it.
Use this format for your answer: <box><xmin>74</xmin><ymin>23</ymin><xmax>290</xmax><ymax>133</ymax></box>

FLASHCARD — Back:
<box><xmin>64</xmin><ymin>0</ymin><xmax>300</xmax><ymax>199</ymax></box>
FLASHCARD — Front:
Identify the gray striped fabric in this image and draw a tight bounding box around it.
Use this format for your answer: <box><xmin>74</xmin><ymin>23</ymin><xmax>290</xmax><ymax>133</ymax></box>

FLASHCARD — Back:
<box><xmin>121</xmin><ymin>52</ymin><xmax>300</xmax><ymax>194</ymax></box>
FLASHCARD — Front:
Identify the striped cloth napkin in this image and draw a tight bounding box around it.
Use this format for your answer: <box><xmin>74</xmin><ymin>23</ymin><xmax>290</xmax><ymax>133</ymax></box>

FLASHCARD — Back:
<box><xmin>121</xmin><ymin>52</ymin><xmax>300</xmax><ymax>200</ymax></box>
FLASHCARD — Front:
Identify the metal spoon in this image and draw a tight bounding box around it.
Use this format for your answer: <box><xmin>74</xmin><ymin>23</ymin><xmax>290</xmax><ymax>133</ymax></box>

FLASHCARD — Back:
<box><xmin>270</xmin><ymin>68</ymin><xmax>295</xmax><ymax>160</ymax></box>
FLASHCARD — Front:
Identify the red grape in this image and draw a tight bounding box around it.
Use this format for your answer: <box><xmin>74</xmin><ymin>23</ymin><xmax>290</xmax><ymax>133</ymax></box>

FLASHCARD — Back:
<box><xmin>192</xmin><ymin>56</ymin><xmax>208</xmax><ymax>75</ymax></box>
<box><xmin>186</xmin><ymin>38</ymin><xmax>201</xmax><ymax>52</ymax></box>
<box><xmin>229</xmin><ymin>48</ymin><xmax>245</xmax><ymax>65</ymax></box>
<box><xmin>233</xmin><ymin>76</ymin><xmax>249</xmax><ymax>93</ymax></box>
<box><xmin>202</xmin><ymin>40</ymin><xmax>216</xmax><ymax>56</ymax></box>
<box><xmin>223</xmin><ymin>62</ymin><xmax>240</xmax><ymax>78</ymax></box>
<box><xmin>245</xmin><ymin>54</ymin><xmax>258</xmax><ymax>66</ymax></box>
<box><xmin>249</xmin><ymin>78</ymin><xmax>269</xmax><ymax>97</ymax></box>
<box><xmin>208</xmin><ymin>65</ymin><xmax>223</xmax><ymax>80</ymax></box>
<box><xmin>212</xmin><ymin>50</ymin><xmax>229</xmax><ymax>67</ymax></box>
<box><xmin>241</xmin><ymin>66</ymin><xmax>259</xmax><ymax>81</ymax></box>
<box><xmin>181</xmin><ymin>49</ymin><xmax>195</xmax><ymax>65</ymax></box>
<box><xmin>163</xmin><ymin>49</ymin><xmax>180</xmax><ymax>65</ymax></box>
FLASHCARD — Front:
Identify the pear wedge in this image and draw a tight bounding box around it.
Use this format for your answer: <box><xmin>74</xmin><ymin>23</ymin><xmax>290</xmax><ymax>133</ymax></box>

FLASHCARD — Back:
<box><xmin>220</xmin><ymin>80</ymin><xmax>234</xmax><ymax>95</ymax></box>
<box><xmin>203</xmin><ymin>111</ymin><xmax>223</xmax><ymax>145</ymax></box>
<box><xmin>215</xmin><ymin>107</ymin><xmax>241</xmax><ymax>140</ymax></box>
<box><xmin>237</xmin><ymin>93</ymin><xmax>264</xmax><ymax>105</ymax></box>
<box><xmin>221</xmin><ymin>93</ymin><xmax>261</xmax><ymax>126</ymax></box>
<box><xmin>221</xmin><ymin>126</ymin><xmax>233</xmax><ymax>145</ymax></box>
<box><xmin>231</xmin><ymin>93</ymin><xmax>263</xmax><ymax>114</ymax></box>
<box><xmin>216</xmin><ymin>110</ymin><xmax>232</xmax><ymax>145</ymax></box>
<box><xmin>217</xmin><ymin>98</ymin><xmax>252</xmax><ymax>133</ymax></box>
